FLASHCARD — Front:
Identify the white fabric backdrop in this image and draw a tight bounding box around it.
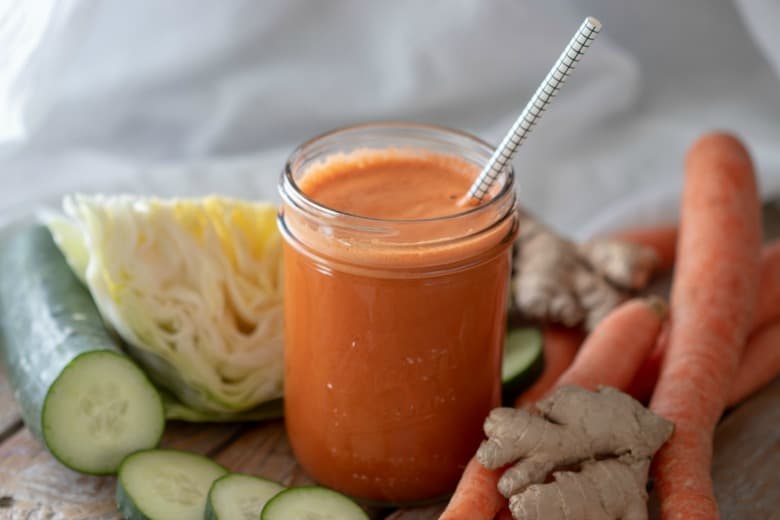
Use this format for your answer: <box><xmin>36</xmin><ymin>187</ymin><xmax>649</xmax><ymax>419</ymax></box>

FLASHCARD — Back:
<box><xmin>1</xmin><ymin>0</ymin><xmax>779</xmax><ymax>238</ymax></box>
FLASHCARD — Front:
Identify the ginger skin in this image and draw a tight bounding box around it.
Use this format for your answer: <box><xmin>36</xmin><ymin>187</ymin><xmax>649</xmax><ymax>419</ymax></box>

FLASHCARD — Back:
<box><xmin>510</xmin><ymin>457</ymin><xmax>651</xmax><ymax>520</ymax></box>
<box><xmin>512</xmin><ymin>211</ymin><xmax>658</xmax><ymax>330</ymax></box>
<box><xmin>477</xmin><ymin>386</ymin><xmax>673</xmax><ymax>520</ymax></box>
<box><xmin>579</xmin><ymin>239</ymin><xmax>658</xmax><ymax>291</ymax></box>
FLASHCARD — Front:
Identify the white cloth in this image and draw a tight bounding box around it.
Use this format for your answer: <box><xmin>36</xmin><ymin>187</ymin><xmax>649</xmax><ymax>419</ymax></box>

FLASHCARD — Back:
<box><xmin>1</xmin><ymin>0</ymin><xmax>780</xmax><ymax>238</ymax></box>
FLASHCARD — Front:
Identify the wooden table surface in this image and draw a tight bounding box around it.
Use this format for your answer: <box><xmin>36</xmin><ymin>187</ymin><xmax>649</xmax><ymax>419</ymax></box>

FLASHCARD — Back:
<box><xmin>0</xmin><ymin>364</ymin><xmax>777</xmax><ymax>519</ymax></box>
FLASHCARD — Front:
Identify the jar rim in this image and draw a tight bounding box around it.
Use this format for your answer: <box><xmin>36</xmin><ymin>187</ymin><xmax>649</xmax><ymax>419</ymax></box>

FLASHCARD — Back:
<box><xmin>280</xmin><ymin>121</ymin><xmax>515</xmax><ymax>225</ymax></box>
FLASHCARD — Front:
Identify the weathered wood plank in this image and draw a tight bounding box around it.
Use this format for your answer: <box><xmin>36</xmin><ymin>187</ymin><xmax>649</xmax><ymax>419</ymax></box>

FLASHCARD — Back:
<box><xmin>712</xmin><ymin>377</ymin><xmax>780</xmax><ymax>520</ymax></box>
<box><xmin>212</xmin><ymin>420</ymin><xmax>314</xmax><ymax>486</ymax></box>
<box><xmin>0</xmin><ymin>429</ymin><xmax>118</xmax><ymax>519</ymax></box>
<box><xmin>160</xmin><ymin>420</ymin><xmax>244</xmax><ymax>456</ymax></box>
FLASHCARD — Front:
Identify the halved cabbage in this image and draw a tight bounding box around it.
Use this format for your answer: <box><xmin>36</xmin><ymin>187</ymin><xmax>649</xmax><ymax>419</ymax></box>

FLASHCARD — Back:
<box><xmin>48</xmin><ymin>195</ymin><xmax>284</xmax><ymax>414</ymax></box>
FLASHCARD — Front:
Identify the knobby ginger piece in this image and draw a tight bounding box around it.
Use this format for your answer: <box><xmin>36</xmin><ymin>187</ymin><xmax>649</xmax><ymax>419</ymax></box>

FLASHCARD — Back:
<box><xmin>510</xmin><ymin>457</ymin><xmax>651</xmax><ymax>520</ymax></box>
<box><xmin>513</xmin><ymin>211</ymin><xmax>659</xmax><ymax>330</ymax></box>
<box><xmin>578</xmin><ymin>240</ymin><xmax>658</xmax><ymax>291</ymax></box>
<box><xmin>514</xmin><ymin>213</ymin><xmax>585</xmax><ymax>327</ymax></box>
<box><xmin>572</xmin><ymin>267</ymin><xmax>627</xmax><ymax>330</ymax></box>
<box><xmin>477</xmin><ymin>386</ymin><xmax>673</xmax><ymax>520</ymax></box>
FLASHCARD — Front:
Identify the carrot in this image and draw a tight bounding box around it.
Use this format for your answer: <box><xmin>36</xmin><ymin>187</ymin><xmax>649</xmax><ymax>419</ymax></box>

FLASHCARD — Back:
<box><xmin>442</xmin><ymin>299</ymin><xmax>665</xmax><ymax>519</ymax></box>
<box><xmin>611</xmin><ymin>224</ymin><xmax>679</xmax><ymax>272</ymax></box>
<box><xmin>752</xmin><ymin>241</ymin><xmax>780</xmax><ymax>330</ymax></box>
<box><xmin>626</xmin><ymin>322</ymin><xmax>669</xmax><ymax>403</ymax></box>
<box><xmin>649</xmin><ymin>132</ymin><xmax>762</xmax><ymax>519</ymax></box>
<box><xmin>513</xmin><ymin>326</ymin><xmax>582</xmax><ymax>407</ymax></box>
<box><xmin>556</xmin><ymin>297</ymin><xmax>667</xmax><ymax>391</ymax></box>
<box><xmin>629</xmin><ymin>242</ymin><xmax>780</xmax><ymax>403</ymax></box>
<box><xmin>629</xmin><ymin>320</ymin><xmax>780</xmax><ymax>407</ymax></box>
<box><xmin>439</xmin><ymin>457</ymin><xmax>505</xmax><ymax>520</ymax></box>
<box><xmin>728</xmin><ymin>321</ymin><xmax>780</xmax><ymax>406</ymax></box>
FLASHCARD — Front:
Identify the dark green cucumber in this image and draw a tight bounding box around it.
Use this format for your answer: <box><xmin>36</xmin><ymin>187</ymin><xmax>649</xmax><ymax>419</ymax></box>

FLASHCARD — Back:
<box><xmin>0</xmin><ymin>225</ymin><xmax>164</xmax><ymax>474</ymax></box>
<box><xmin>501</xmin><ymin>326</ymin><xmax>545</xmax><ymax>404</ymax></box>
<box><xmin>117</xmin><ymin>449</ymin><xmax>228</xmax><ymax>520</ymax></box>
<box><xmin>260</xmin><ymin>486</ymin><xmax>369</xmax><ymax>520</ymax></box>
<box><xmin>205</xmin><ymin>473</ymin><xmax>285</xmax><ymax>520</ymax></box>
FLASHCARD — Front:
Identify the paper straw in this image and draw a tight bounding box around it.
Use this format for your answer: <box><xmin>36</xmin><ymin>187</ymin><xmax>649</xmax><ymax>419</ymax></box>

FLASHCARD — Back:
<box><xmin>466</xmin><ymin>16</ymin><xmax>602</xmax><ymax>202</ymax></box>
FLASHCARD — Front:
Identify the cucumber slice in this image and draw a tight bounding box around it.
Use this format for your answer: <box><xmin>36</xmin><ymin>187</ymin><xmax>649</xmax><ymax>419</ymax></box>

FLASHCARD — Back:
<box><xmin>501</xmin><ymin>327</ymin><xmax>544</xmax><ymax>404</ymax></box>
<box><xmin>205</xmin><ymin>473</ymin><xmax>285</xmax><ymax>520</ymax></box>
<box><xmin>260</xmin><ymin>486</ymin><xmax>369</xmax><ymax>520</ymax></box>
<box><xmin>117</xmin><ymin>449</ymin><xmax>228</xmax><ymax>520</ymax></box>
<box><xmin>43</xmin><ymin>351</ymin><xmax>165</xmax><ymax>474</ymax></box>
<box><xmin>0</xmin><ymin>226</ymin><xmax>164</xmax><ymax>474</ymax></box>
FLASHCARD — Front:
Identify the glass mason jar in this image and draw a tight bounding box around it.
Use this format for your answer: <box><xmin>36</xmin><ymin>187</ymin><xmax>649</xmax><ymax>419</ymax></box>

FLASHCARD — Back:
<box><xmin>277</xmin><ymin>123</ymin><xmax>518</xmax><ymax>506</ymax></box>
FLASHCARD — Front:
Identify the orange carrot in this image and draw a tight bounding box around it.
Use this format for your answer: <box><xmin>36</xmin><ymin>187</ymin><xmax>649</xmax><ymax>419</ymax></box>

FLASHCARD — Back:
<box><xmin>752</xmin><ymin>241</ymin><xmax>780</xmax><ymax>330</ymax></box>
<box><xmin>611</xmin><ymin>224</ymin><xmax>679</xmax><ymax>272</ymax></box>
<box><xmin>630</xmin><ymin>242</ymin><xmax>780</xmax><ymax>403</ymax></box>
<box><xmin>439</xmin><ymin>457</ymin><xmax>505</xmax><ymax>520</ymax></box>
<box><xmin>650</xmin><ymin>133</ymin><xmax>762</xmax><ymax>519</ymax></box>
<box><xmin>728</xmin><ymin>321</ymin><xmax>780</xmax><ymax>406</ymax></box>
<box><xmin>630</xmin><ymin>320</ymin><xmax>780</xmax><ymax>408</ymax></box>
<box><xmin>556</xmin><ymin>297</ymin><xmax>667</xmax><ymax>391</ymax></box>
<box><xmin>625</xmin><ymin>329</ymin><xmax>667</xmax><ymax>404</ymax></box>
<box><xmin>442</xmin><ymin>299</ymin><xmax>665</xmax><ymax>519</ymax></box>
<box><xmin>513</xmin><ymin>326</ymin><xmax>582</xmax><ymax>407</ymax></box>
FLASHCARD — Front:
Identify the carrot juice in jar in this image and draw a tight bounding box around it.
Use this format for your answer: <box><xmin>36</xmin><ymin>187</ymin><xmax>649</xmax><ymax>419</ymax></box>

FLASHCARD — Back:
<box><xmin>277</xmin><ymin>123</ymin><xmax>518</xmax><ymax>505</ymax></box>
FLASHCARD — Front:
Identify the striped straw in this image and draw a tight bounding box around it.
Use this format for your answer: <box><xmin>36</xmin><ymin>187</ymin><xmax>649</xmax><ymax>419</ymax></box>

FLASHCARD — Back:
<box><xmin>466</xmin><ymin>16</ymin><xmax>602</xmax><ymax>202</ymax></box>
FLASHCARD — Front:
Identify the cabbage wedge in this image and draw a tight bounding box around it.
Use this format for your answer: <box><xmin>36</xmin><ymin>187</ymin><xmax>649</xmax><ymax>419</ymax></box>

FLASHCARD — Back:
<box><xmin>48</xmin><ymin>195</ymin><xmax>284</xmax><ymax>416</ymax></box>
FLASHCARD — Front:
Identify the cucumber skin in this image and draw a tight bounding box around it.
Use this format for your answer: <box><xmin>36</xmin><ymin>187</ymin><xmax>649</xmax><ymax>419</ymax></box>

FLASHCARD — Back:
<box><xmin>203</xmin><ymin>474</ymin><xmax>229</xmax><ymax>520</ymax></box>
<box><xmin>202</xmin><ymin>474</ymin><xmax>241</xmax><ymax>520</ymax></box>
<box><xmin>501</xmin><ymin>328</ymin><xmax>545</xmax><ymax>405</ymax></box>
<box><xmin>501</xmin><ymin>354</ymin><xmax>545</xmax><ymax>405</ymax></box>
<box><xmin>203</xmin><ymin>499</ymin><xmax>219</xmax><ymax>520</ymax></box>
<box><xmin>0</xmin><ymin>226</ymin><xmax>163</xmax><ymax>471</ymax></box>
<box><xmin>116</xmin><ymin>478</ymin><xmax>152</xmax><ymax>520</ymax></box>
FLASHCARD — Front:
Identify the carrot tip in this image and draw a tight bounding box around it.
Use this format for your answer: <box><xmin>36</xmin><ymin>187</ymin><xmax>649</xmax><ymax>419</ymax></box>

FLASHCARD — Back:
<box><xmin>686</xmin><ymin>132</ymin><xmax>752</xmax><ymax>169</ymax></box>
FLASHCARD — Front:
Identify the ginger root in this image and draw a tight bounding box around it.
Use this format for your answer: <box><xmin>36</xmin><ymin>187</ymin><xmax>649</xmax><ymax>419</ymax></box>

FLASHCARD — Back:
<box><xmin>510</xmin><ymin>457</ymin><xmax>651</xmax><ymax>520</ymax></box>
<box><xmin>477</xmin><ymin>386</ymin><xmax>673</xmax><ymax>520</ymax></box>
<box><xmin>512</xmin><ymin>211</ymin><xmax>658</xmax><ymax>330</ymax></box>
